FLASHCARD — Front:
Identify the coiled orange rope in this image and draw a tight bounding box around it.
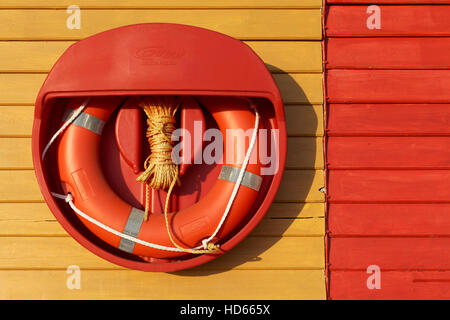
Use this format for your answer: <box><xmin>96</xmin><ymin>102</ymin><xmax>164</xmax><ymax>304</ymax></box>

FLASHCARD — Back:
<box><xmin>136</xmin><ymin>96</ymin><xmax>180</xmax><ymax>192</ymax></box>
<box><xmin>137</xmin><ymin>96</ymin><xmax>220</xmax><ymax>254</ymax></box>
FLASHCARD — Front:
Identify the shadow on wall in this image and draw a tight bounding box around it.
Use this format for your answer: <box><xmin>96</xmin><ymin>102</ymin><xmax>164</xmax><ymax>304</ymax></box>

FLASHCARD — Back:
<box><xmin>174</xmin><ymin>64</ymin><xmax>319</xmax><ymax>276</ymax></box>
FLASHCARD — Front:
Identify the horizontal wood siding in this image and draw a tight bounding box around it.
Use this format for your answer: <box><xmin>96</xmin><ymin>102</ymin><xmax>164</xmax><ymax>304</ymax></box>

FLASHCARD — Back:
<box><xmin>0</xmin><ymin>1</ymin><xmax>323</xmax><ymax>9</ymax></box>
<box><xmin>0</xmin><ymin>10</ymin><xmax>321</xmax><ymax>40</ymax></box>
<box><xmin>329</xmin><ymin>204</ymin><xmax>450</xmax><ymax>236</ymax></box>
<box><xmin>0</xmin><ymin>270</ymin><xmax>325</xmax><ymax>300</ymax></box>
<box><xmin>327</xmin><ymin>6</ymin><xmax>450</xmax><ymax>37</ymax></box>
<box><xmin>327</xmin><ymin>104</ymin><xmax>450</xmax><ymax>136</ymax></box>
<box><xmin>326</xmin><ymin>2</ymin><xmax>450</xmax><ymax>299</ymax></box>
<box><xmin>0</xmin><ymin>3</ymin><xmax>325</xmax><ymax>299</ymax></box>
<box><xmin>330</xmin><ymin>271</ymin><xmax>450</xmax><ymax>300</ymax></box>
<box><xmin>327</xmin><ymin>38</ymin><xmax>450</xmax><ymax>69</ymax></box>
<box><xmin>328</xmin><ymin>0</ymin><xmax>450</xmax><ymax>4</ymax></box>
<box><xmin>327</xmin><ymin>70</ymin><xmax>450</xmax><ymax>103</ymax></box>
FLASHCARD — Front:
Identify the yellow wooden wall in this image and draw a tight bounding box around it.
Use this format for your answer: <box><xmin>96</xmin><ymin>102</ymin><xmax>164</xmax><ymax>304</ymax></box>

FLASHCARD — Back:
<box><xmin>0</xmin><ymin>1</ymin><xmax>325</xmax><ymax>299</ymax></box>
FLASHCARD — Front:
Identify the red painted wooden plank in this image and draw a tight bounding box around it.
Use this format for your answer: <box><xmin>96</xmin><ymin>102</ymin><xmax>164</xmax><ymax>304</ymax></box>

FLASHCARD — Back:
<box><xmin>326</xmin><ymin>5</ymin><xmax>450</xmax><ymax>37</ymax></box>
<box><xmin>330</xmin><ymin>238</ymin><xmax>450</xmax><ymax>270</ymax></box>
<box><xmin>327</xmin><ymin>70</ymin><xmax>450</xmax><ymax>103</ymax></box>
<box><xmin>328</xmin><ymin>104</ymin><xmax>450</xmax><ymax>136</ymax></box>
<box><xmin>327</xmin><ymin>38</ymin><xmax>450</xmax><ymax>69</ymax></box>
<box><xmin>328</xmin><ymin>170</ymin><xmax>450</xmax><ymax>203</ymax></box>
<box><xmin>330</xmin><ymin>271</ymin><xmax>450</xmax><ymax>300</ymax></box>
<box><xmin>329</xmin><ymin>204</ymin><xmax>450</xmax><ymax>236</ymax></box>
<box><xmin>329</xmin><ymin>0</ymin><xmax>450</xmax><ymax>3</ymax></box>
<box><xmin>328</xmin><ymin>137</ymin><xmax>450</xmax><ymax>169</ymax></box>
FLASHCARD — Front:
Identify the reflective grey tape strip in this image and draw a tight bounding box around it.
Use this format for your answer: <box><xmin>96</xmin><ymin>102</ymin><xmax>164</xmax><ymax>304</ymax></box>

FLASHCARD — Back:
<box><xmin>63</xmin><ymin>109</ymin><xmax>105</xmax><ymax>135</ymax></box>
<box><xmin>118</xmin><ymin>207</ymin><xmax>145</xmax><ymax>253</ymax></box>
<box><xmin>218</xmin><ymin>165</ymin><xmax>262</xmax><ymax>192</ymax></box>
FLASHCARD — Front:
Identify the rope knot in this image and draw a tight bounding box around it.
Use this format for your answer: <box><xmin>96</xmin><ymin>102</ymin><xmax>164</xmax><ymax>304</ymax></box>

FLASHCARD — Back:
<box><xmin>202</xmin><ymin>239</ymin><xmax>221</xmax><ymax>253</ymax></box>
<box><xmin>65</xmin><ymin>193</ymin><xmax>73</xmax><ymax>203</ymax></box>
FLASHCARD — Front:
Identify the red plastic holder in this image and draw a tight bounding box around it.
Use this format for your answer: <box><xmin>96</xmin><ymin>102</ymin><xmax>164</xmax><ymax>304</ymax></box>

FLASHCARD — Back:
<box><xmin>32</xmin><ymin>23</ymin><xmax>286</xmax><ymax>272</ymax></box>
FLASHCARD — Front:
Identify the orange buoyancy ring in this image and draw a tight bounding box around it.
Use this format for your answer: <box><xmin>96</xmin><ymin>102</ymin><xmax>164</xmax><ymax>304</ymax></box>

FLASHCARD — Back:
<box><xmin>57</xmin><ymin>96</ymin><xmax>263</xmax><ymax>259</ymax></box>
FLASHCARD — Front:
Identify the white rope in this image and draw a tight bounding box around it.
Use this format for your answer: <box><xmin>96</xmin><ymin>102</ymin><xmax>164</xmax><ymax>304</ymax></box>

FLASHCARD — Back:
<box><xmin>45</xmin><ymin>99</ymin><xmax>259</xmax><ymax>253</ymax></box>
<box><xmin>51</xmin><ymin>192</ymin><xmax>187</xmax><ymax>252</ymax></box>
<box><xmin>200</xmin><ymin>110</ymin><xmax>259</xmax><ymax>249</ymax></box>
<box><xmin>41</xmin><ymin>98</ymin><xmax>90</xmax><ymax>159</ymax></box>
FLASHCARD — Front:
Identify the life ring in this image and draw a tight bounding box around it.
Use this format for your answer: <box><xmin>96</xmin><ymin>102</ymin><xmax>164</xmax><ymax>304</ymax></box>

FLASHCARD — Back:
<box><xmin>56</xmin><ymin>96</ymin><xmax>263</xmax><ymax>259</ymax></box>
<box><xmin>33</xmin><ymin>23</ymin><xmax>286</xmax><ymax>271</ymax></box>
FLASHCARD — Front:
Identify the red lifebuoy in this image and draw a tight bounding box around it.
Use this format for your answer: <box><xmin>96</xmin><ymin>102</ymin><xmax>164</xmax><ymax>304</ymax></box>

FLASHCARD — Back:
<box><xmin>57</xmin><ymin>96</ymin><xmax>263</xmax><ymax>259</ymax></box>
<box><xmin>33</xmin><ymin>23</ymin><xmax>286</xmax><ymax>271</ymax></box>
